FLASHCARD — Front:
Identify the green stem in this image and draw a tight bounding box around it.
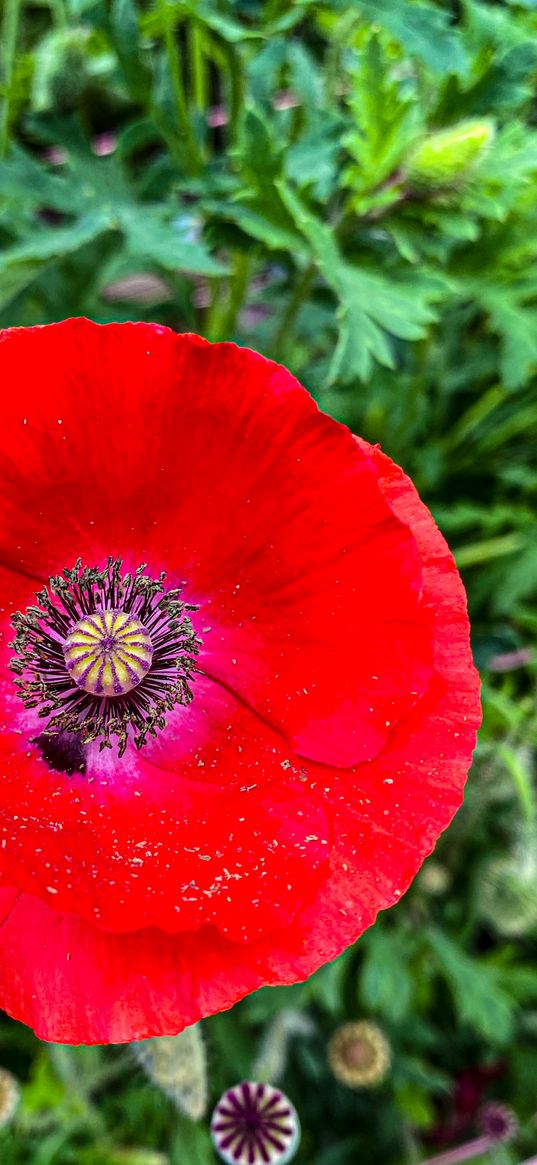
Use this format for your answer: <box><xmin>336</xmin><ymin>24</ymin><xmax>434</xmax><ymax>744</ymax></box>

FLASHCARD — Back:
<box><xmin>190</xmin><ymin>20</ymin><xmax>207</xmax><ymax>114</ymax></box>
<box><xmin>224</xmin><ymin>43</ymin><xmax>245</xmax><ymax>148</ymax></box>
<box><xmin>0</xmin><ymin>0</ymin><xmax>22</xmax><ymax>158</ymax></box>
<box><xmin>49</xmin><ymin>0</ymin><xmax>68</xmax><ymax>28</ymax></box>
<box><xmin>325</xmin><ymin>9</ymin><xmax>358</xmax><ymax>104</ymax></box>
<box><xmin>418</xmin><ymin>1135</ymin><xmax>495</xmax><ymax>1165</ymax></box>
<box><xmin>203</xmin><ymin>275</ymin><xmax>223</xmax><ymax>339</ymax></box>
<box><xmin>498</xmin><ymin>743</ymin><xmax>536</xmax><ymax>826</ymax></box>
<box><xmin>454</xmin><ymin>533</ymin><xmax>522</xmax><ymax>569</ymax></box>
<box><xmin>158</xmin><ymin>0</ymin><xmax>201</xmax><ymax>174</ymax></box>
<box><xmin>207</xmin><ymin>251</ymin><xmax>251</xmax><ymax>341</ymax></box>
<box><xmin>273</xmin><ymin>262</ymin><xmax>316</xmax><ymax>355</ymax></box>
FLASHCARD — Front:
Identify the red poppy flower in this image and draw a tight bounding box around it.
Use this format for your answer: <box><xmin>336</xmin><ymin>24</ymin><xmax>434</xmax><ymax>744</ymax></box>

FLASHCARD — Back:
<box><xmin>0</xmin><ymin>319</ymin><xmax>480</xmax><ymax>1044</ymax></box>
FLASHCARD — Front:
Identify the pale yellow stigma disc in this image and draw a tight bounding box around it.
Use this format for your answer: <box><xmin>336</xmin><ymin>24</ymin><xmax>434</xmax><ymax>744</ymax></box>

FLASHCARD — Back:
<box><xmin>63</xmin><ymin>609</ymin><xmax>153</xmax><ymax>697</ymax></box>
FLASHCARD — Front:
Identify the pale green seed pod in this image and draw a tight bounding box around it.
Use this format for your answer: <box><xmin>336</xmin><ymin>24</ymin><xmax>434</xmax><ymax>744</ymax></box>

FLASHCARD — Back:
<box><xmin>132</xmin><ymin>1025</ymin><xmax>207</xmax><ymax>1121</ymax></box>
<box><xmin>407</xmin><ymin>120</ymin><xmax>495</xmax><ymax>187</ymax></box>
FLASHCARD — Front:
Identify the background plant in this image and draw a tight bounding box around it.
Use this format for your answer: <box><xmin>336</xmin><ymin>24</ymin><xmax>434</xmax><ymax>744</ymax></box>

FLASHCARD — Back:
<box><xmin>0</xmin><ymin>1</ymin><xmax>536</xmax><ymax>1163</ymax></box>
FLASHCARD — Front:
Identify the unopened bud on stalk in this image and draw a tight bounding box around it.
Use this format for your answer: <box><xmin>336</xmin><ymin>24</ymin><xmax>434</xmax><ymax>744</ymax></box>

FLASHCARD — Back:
<box><xmin>132</xmin><ymin>1024</ymin><xmax>207</xmax><ymax>1121</ymax></box>
<box><xmin>478</xmin><ymin>834</ymin><xmax>537</xmax><ymax>937</ymax></box>
<box><xmin>407</xmin><ymin>120</ymin><xmax>495</xmax><ymax>187</ymax></box>
<box><xmin>0</xmin><ymin>1067</ymin><xmax>20</xmax><ymax>1127</ymax></box>
<box><xmin>418</xmin><ymin>860</ymin><xmax>452</xmax><ymax>896</ymax></box>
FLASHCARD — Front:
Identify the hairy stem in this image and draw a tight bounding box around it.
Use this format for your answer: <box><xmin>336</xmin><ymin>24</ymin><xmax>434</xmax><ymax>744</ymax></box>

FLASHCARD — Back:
<box><xmin>418</xmin><ymin>1135</ymin><xmax>494</xmax><ymax>1165</ymax></box>
<box><xmin>158</xmin><ymin>0</ymin><xmax>201</xmax><ymax>174</ymax></box>
<box><xmin>0</xmin><ymin>0</ymin><xmax>21</xmax><ymax>157</ymax></box>
<box><xmin>273</xmin><ymin>263</ymin><xmax>316</xmax><ymax>355</ymax></box>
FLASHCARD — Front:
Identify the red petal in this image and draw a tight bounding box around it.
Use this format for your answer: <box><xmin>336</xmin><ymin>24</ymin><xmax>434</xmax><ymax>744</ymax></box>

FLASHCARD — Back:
<box><xmin>0</xmin><ymin>886</ymin><xmax>264</xmax><ymax>1044</ymax></box>
<box><xmin>267</xmin><ymin>439</ymin><xmax>481</xmax><ymax>970</ymax></box>
<box><xmin>0</xmin><ymin>439</ymin><xmax>480</xmax><ymax>1044</ymax></box>
<box><xmin>0</xmin><ymin>567</ymin><xmax>328</xmax><ymax>938</ymax></box>
<box><xmin>0</xmin><ymin>320</ymin><xmax>432</xmax><ymax>768</ymax></box>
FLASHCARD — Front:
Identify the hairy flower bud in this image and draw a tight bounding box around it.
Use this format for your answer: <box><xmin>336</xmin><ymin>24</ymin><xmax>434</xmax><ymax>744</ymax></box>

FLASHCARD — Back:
<box><xmin>132</xmin><ymin>1026</ymin><xmax>207</xmax><ymax>1121</ymax></box>
<box><xmin>0</xmin><ymin>1067</ymin><xmax>20</xmax><ymax>1127</ymax></box>
<box><xmin>478</xmin><ymin>839</ymin><xmax>537</xmax><ymax>937</ymax></box>
<box><xmin>407</xmin><ymin>120</ymin><xmax>495</xmax><ymax>187</ymax></box>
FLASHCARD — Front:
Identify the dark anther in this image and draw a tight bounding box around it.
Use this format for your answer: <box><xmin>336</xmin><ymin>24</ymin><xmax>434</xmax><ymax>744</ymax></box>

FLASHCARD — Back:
<box><xmin>34</xmin><ymin>731</ymin><xmax>87</xmax><ymax>777</ymax></box>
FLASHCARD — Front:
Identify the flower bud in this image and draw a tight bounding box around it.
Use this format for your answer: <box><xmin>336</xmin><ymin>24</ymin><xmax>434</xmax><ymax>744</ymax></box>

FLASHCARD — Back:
<box><xmin>0</xmin><ymin>1067</ymin><xmax>20</xmax><ymax>1127</ymax></box>
<box><xmin>132</xmin><ymin>1025</ymin><xmax>207</xmax><ymax>1121</ymax></box>
<box><xmin>477</xmin><ymin>843</ymin><xmax>537</xmax><ymax>937</ymax></box>
<box><xmin>417</xmin><ymin>860</ymin><xmax>452</xmax><ymax>897</ymax></box>
<box><xmin>407</xmin><ymin>120</ymin><xmax>495</xmax><ymax>187</ymax></box>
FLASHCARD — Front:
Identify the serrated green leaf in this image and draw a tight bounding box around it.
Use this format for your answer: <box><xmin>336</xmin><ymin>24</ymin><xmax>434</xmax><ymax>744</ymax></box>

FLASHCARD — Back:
<box><xmin>0</xmin><ymin>212</ymin><xmax>111</xmax><ymax>308</ymax></box>
<box><xmin>0</xmin><ymin>146</ymin><xmax>75</xmax><ymax>213</ymax></box>
<box><xmin>169</xmin><ymin>1111</ymin><xmax>213</xmax><ymax>1165</ymax></box>
<box><xmin>219</xmin><ymin>203</ymin><xmax>306</xmax><ymax>252</ymax></box>
<box><xmin>426</xmin><ymin>929</ymin><xmax>515</xmax><ymax>1045</ymax></box>
<box><xmin>0</xmin><ymin>259</ymin><xmax>45</xmax><ymax>310</ymax></box>
<box><xmin>486</xmin><ymin>296</ymin><xmax>537</xmax><ymax>389</ymax></box>
<box><xmin>343</xmin><ymin>31</ymin><xmax>423</xmax><ymax>212</ymax></box>
<box><xmin>109</xmin><ymin>0</ymin><xmax>150</xmax><ymax>100</ymax></box>
<box><xmin>277</xmin><ymin>179</ymin><xmax>439</xmax><ymax>381</ymax></box>
<box><xmin>355</xmin><ymin>0</ymin><xmax>468</xmax><ymax>76</ymax></box>
<box><xmin>359</xmin><ymin>930</ymin><xmax>415</xmax><ymax>1023</ymax></box>
<box><xmin>120</xmin><ymin>210</ymin><xmax>228</xmax><ymax>275</ymax></box>
<box><xmin>285</xmin><ymin>119</ymin><xmax>342</xmax><ymax>200</ymax></box>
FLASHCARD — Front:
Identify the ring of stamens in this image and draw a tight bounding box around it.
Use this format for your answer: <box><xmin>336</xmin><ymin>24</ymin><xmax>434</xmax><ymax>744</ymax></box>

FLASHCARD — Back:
<box><xmin>10</xmin><ymin>558</ymin><xmax>201</xmax><ymax>757</ymax></box>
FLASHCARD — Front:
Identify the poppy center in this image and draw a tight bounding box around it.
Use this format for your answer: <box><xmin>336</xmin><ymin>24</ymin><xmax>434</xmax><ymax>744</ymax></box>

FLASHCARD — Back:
<box><xmin>63</xmin><ymin>610</ymin><xmax>154</xmax><ymax>696</ymax></box>
<box><xmin>10</xmin><ymin>557</ymin><xmax>200</xmax><ymax>762</ymax></box>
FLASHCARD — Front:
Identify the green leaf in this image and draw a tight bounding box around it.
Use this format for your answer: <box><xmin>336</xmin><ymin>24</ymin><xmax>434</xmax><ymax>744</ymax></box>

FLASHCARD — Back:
<box><xmin>213</xmin><ymin>110</ymin><xmax>305</xmax><ymax>251</ymax></box>
<box><xmin>120</xmin><ymin>210</ymin><xmax>228</xmax><ymax>275</ymax></box>
<box><xmin>426</xmin><ymin>929</ymin><xmax>515</xmax><ymax>1045</ymax></box>
<box><xmin>277</xmin><ymin>179</ymin><xmax>439</xmax><ymax>381</ymax></box>
<box><xmin>395</xmin><ymin>1082</ymin><xmax>436</xmax><ymax>1129</ymax></box>
<box><xmin>192</xmin><ymin>2</ymin><xmax>263</xmax><ymax>41</ymax></box>
<box><xmin>355</xmin><ymin>0</ymin><xmax>467</xmax><ymax>75</ymax></box>
<box><xmin>0</xmin><ymin>146</ymin><xmax>76</xmax><ymax>214</ymax></box>
<box><xmin>152</xmin><ymin>0</ymin><xmax>263</xmax><ymax>43</ymax></box>
<box><xmin>480</xmin><ymin>290</ymin><xmax>537</xmax><ymax>390</ymax></box>
<box><xmin>0</xmin><ymin>212</ymin><xmax>111</xmax><ymax>309</ymax></box>
<box><xmin>343</xmin><ymin>31</ymin><xmax>423</xmax><ymax>212</ymax></box>
<box><xmin>169</xmin><ymin>1112</ymin><xmax>214</xmax><ymax>1165</ymax></box>
<box><xmin>359</xmin><ymin>930</ymin><xmax>415</xmax><ymax>1024</ymax></box>
<box><xmin>206</xmin><ymin>199</ymin><xmax>305</xmax><ymax>252</ymax></box>
<box><xmin>305</xmin><ymin>950</ymin><xmax>352</xmax><ymax>1015</ymax></box>
<box><xmin>109</xmin><ymin>0</ymin><xmax>150</xmax><ymax>101</ymax></box>
<box><xmin>285</xmin><ymin>119</ymin><xmax>342</xmax><ymax>200</ymax></box>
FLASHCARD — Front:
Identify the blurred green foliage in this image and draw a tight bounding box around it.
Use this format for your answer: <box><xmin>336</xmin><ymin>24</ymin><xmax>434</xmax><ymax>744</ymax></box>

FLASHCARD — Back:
<box><xmin>1</xmin><ymin>0</ymin><xmax>537</xmax><ymax>1162</ymax></box>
